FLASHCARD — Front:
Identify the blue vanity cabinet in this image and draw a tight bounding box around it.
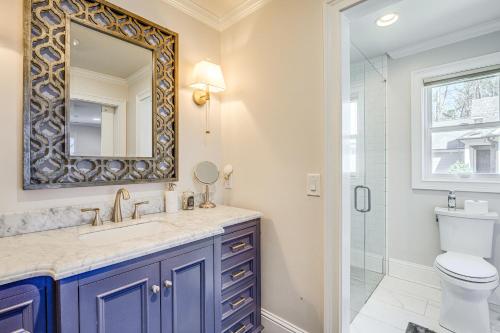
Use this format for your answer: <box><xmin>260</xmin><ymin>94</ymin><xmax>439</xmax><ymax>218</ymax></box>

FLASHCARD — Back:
<box><xmin>0</xmin><ymin>219</ymin><xmax>261</xmax><ymax>333</ymax></box>
<box><xmin>160</xmin><ymin>245</ymin><xmax>215</xmax><ymax>333</ymax></box>
<box><xmin>220</xmin><ymin>220</ymin><xmax>262</xmax><ymax>333</ymax></box>
<box><xmin>79</xmin><ymin>263</ymin><xmax>161</xmax><ymax>333</ymax></box>
<box><xmin>0</xmin><ymin>277</ymin><xmax>53</xmax><ymax>333</ymax></box>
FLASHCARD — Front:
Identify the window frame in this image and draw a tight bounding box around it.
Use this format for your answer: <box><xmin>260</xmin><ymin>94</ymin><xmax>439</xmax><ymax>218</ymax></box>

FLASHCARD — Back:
<box><xmin>411</xmin><ymin>51</ymin><xmax>500</xmax><ymax>193</ymax></box>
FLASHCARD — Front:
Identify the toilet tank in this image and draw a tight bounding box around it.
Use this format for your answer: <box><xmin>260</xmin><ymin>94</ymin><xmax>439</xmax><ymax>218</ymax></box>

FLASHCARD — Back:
<box><xmin>435</xmin><ymin>207</ymin><xmax>498</xmax><ymax>258</ymax></box>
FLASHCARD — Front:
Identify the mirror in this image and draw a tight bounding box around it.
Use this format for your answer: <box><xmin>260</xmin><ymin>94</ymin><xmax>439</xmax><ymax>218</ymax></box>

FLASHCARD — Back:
<box><xmin>194</xmin><ymin>161</ymin><xmax>220</xmax><ymax>184</ymax></box>
<box><xmin>194</xmin><ymin>161</ymin><xmax>219</xmax><ymax>208</ymax></box>
<box><xmin>23</xmin><ymin>0</ymin><xmax>178</xmax><ymax>189</ymax></box>
<box><xmin>69</xmin><ymin>22</ymin><xmax>153</xmax><ymax>158</ymax></box>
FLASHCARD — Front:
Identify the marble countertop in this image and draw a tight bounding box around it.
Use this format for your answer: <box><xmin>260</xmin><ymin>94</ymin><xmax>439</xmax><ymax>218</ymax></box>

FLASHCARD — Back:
<box><xmin>0</xmin><ymin>205</ymin><xmax>261</xmax><ymax>286</ymax></box>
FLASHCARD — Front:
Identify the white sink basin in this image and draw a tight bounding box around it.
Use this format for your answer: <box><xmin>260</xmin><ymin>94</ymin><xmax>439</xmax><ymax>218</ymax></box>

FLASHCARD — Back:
<box><xmin>79</xmin><ymin>221</ymin><xmax>162</xmax><ymax>244</ymax></box>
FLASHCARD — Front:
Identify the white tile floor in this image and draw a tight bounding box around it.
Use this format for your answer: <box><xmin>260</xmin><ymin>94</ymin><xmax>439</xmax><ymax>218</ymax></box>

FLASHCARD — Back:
<box><xmin>350</xmin><ymin>275</ymin><xmax>500</xmax><ymax>333</ymax></box>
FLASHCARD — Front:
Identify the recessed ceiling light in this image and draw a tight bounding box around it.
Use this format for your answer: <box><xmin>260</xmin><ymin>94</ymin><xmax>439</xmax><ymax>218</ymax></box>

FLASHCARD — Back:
<box><xmin>92</xmin><ymin>118</ymin><xmax>101</xmax><ymax>121</ymax></box>
<box><xmin>72</xmin><ymin>39</ymin><xmax>80</xmax><ymax>47</ymax></box>
<box><xmin>376</xmin><ymin>13</ymin><xmax>399</xmax><ymax>27</ymax></box>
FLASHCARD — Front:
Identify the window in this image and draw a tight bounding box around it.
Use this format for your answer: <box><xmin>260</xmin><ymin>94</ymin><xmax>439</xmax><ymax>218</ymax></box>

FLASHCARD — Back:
<box><xmin>411</xmin><ymin>52</ymin><xmax>500</xmax><ymax>192</ymax></box>
<box><xmin>346</xmin><ymin>86</ymin><xmax>365</xmax><ymax>178</ymax></box>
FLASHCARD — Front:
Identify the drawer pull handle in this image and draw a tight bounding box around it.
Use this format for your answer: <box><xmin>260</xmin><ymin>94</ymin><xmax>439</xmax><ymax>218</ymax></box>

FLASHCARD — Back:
<box><xmin>231</xmin><ymin>269</ymin><xmax>246</xmax><ymax>280</ymax></box>
<box><xmin>230</xmin><ymin>241</ymin><xmax>247</xmax><ymax>252</ymax></box>
<box><xmin>231</xmin><ymin>323</ymin><xmax>246</xmax><ymax>333</ymax></box>
<box><xmin>164</xmin><ymin>280</ymin><xmax>173</xmax><ymax>288</ymax></box>
<box><xmin>230</xmin><ymin>296</ymin><xmax>247</xmax><ymax>309</ymax></box>
<box><xmin>151</xmin><ymin>285</ymin><xmax>160</xmax><ymax>294</ymax></box>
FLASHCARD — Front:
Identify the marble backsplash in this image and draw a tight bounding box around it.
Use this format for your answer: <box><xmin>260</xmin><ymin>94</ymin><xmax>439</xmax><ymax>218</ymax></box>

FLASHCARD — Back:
<box><xmin>0</xmin><ymin>192</ymin><xmax>208</xmax><ymax>238</ymax></box>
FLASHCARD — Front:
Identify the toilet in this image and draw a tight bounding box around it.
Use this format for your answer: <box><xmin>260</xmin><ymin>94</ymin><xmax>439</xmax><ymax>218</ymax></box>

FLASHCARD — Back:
<box><xmin>435</xmin><ymin>207</ymin><xmax>499</xmax><ymax>333</ymax></box>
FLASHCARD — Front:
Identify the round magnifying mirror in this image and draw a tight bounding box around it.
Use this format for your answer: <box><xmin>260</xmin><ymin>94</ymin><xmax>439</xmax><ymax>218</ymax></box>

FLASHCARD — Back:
<box><xmin>194</xmin><ymin>161</ymin><xmax>219</xmax><ymax>208</ymax></box>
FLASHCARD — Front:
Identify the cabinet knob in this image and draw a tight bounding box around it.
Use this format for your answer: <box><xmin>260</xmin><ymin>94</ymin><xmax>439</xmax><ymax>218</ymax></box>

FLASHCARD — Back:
<box><xmin>164</xmin><ymin>280</ymin><xmax>173</xmax><ymax>288</ymax></box>
<box><xmin>151</xmin><ymin>285</ymin><xmax>160</xmax><ymax>294</ymax></box>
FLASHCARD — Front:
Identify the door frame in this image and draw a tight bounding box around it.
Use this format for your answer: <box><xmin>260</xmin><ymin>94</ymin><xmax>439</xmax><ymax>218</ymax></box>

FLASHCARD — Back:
<box><xmin>323</xmin><ymin>1</ymin><xmax>366</xmax><ymax>332</ymax></box>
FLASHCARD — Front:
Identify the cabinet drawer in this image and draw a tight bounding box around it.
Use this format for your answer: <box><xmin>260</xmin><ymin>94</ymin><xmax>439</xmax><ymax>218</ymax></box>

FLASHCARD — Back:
<box><xmin>222</xmin><ymin>305</ymin><xmax>256</xmax><ymax>333</ymax></box>
<box><xmin>221</xmin><ymin>280</ymin><xmax>256</xmax><ymax>321</ymax></box>
<box><xmin>222</xmin><ymin>226</ymin><xmax>256</xmax><ymax>261</ymax></box>
<box><xmin>0</xmin><ymin>278</ymin><xmax>49</xmax><ymax>333</ymax></box>
<box><xmin>222</xmin><ymin>255</ymin><xmax>255</xmax><ymax>291</ymax></box>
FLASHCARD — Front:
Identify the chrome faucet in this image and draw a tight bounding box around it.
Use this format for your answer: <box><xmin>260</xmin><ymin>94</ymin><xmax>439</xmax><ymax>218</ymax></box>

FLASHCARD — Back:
<box><xmin>112</xmin><ymin>188</ymin><xmax>131</xmax><ymax>222</ymax></box>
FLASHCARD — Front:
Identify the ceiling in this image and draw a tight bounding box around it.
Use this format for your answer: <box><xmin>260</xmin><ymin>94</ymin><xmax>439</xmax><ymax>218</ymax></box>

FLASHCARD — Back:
<box><xmin>70</xmin><ymin>22</ymin><xmax>151</xmax><ymax>79</ymax></box>
<box><xmin>161</xmin><ymin>0</ymin><xmax>271</xmax><ymax>30</ymax></box>
<box><xmin>348</xmin><ymin>0</ymin><xmax>500</xmax><ymax>59</ymax></box>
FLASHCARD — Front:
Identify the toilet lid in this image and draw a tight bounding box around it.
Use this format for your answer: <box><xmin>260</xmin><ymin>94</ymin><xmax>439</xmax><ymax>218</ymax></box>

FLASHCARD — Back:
<box><xmin>435</xmin><ymin>252</ymin><xmax>498</xmax><ymax>283</ymax></box>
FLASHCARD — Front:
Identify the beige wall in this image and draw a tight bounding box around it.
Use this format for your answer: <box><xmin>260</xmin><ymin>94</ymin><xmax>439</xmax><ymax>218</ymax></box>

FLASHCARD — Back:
<box><xmin>220</xmin><ymin>0</ymin><xmax>325</xmax><ymax>331</ymax></box>
<box><xmin>0</xmin><ymin>0</ymin><xmax>223</xmax><ymax>213</ymax></box>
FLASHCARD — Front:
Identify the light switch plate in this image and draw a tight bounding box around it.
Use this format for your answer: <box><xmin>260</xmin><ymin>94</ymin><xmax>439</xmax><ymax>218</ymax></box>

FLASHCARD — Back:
<box><xmin>307</xmin><ymin>173</ymin><xmax>321</xmax><ymax>197</ymax></box>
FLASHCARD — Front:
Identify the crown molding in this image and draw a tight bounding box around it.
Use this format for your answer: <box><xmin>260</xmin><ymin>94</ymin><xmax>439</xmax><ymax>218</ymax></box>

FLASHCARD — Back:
<box><xmin>71</xmin><ymin>67</ymin><xmax>128</xmax><ymax>86</ymax></box>
<box><xmin>162</xmin><ymin>0</ymin><xmax>220</xmax><ymax>29</ymax></box>
<box><xmin>127</xmin><ymin>65</ymin><xmax>152</xmax><ymax>85</ymax></box>
<box><xmin>161</xmin><ymin>0</ymin><xmax>271</xmax><ymax>31</ymax></box>
<box><xmin>219</xmin><ymin>0</ymin><xmax>273</xmax><ymax>30</ymax></box>
<box><xmin>388</xmin><ymin>19</ymin><xmax>500</xmax><ymax>59</ymax></box>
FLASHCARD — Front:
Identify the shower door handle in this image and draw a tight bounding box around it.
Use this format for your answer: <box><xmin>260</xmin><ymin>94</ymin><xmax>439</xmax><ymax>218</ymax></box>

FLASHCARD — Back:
<box><xmin>354</xmin><ymin>185</ymin><xmax>371</xmax><ymax>213</ymax></box>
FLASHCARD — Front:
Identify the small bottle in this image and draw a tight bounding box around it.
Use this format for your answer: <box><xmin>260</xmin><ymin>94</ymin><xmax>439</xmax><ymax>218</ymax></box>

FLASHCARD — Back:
<box><xmin>448</xmin><ymin>190</ymin><xmax>456</xmax><ymax>211</ymax></box>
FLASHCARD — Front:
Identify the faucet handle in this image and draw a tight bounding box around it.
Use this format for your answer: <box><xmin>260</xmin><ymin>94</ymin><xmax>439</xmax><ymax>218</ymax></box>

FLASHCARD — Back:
<box><xmin>133</xmin><ymin>201</ymin><xmax>149</xmax><ymax>220</ymax></box>
<box><xmin>81</xmin><ymin>208</ymin><xmax>103</xmax><ymax>226</ymax></box>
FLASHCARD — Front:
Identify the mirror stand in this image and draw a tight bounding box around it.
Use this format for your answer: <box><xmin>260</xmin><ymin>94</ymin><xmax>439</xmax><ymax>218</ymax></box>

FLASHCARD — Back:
<box><xmin>200</xmin><ymin>184</ymin><xmax>216</xmax><ymax>209</ymax></box>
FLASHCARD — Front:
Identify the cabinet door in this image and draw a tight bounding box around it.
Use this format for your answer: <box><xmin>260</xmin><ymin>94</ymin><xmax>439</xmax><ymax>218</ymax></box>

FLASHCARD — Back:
<box><xmin>79</xmin><ymin>263</ymin><xmax>161</xmax><ymax>333</ymax></box>
<box><xmin>0</xmin><ymin>289</ymin><xmax>44</xmax><ymax>333</ymax></box>
<box><xmin>161</xmin><ymin>246</ymin><xmax>214</xmax><ymax>333</ymax></box>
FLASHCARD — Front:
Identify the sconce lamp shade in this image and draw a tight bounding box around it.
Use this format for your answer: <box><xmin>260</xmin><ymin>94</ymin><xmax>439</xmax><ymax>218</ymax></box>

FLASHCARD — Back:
<box><xmin>190</xmin><ymin>60</ymin><xmax>226</xmax><ymax>93</ymax></box>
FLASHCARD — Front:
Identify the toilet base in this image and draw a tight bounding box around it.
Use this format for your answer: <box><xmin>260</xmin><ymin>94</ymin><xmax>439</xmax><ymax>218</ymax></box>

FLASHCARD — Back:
<box><xmin>439</xmin><ymin>280</ymin><xmax>493</xmax><ymax>333</ymax></box>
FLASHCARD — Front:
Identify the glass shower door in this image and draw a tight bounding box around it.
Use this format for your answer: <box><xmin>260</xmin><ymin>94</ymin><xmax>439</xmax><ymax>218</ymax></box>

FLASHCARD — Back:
<box><xmin>348</xmin><ymin>46</ymin><xmax>387</xmax><ymax>321</ymax></box>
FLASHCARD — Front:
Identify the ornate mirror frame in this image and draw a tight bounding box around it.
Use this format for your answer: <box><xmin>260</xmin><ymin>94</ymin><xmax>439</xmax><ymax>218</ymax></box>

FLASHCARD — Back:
<box><xmin>23</xmin><ymin>0</ymin><xmax>178</xmax><ymax>189</ymax></box>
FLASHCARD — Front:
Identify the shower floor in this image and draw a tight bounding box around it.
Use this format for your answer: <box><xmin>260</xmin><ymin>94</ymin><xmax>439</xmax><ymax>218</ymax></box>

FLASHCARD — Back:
<box><xmin>350</xmin><ymin>266</ymin><xmax>384</xmax><ymax>321</ymax></box>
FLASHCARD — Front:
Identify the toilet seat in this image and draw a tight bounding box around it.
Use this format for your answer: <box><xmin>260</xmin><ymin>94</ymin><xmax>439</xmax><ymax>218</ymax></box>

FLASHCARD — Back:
<box><xmin>435</xmin><ymin>252</ymin><xmax>498</xmax><ymax>284</ymax></box>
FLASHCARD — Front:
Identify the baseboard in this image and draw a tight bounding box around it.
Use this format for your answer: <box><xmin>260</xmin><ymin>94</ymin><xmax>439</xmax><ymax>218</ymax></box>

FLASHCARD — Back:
<box><xmin>351</xmin><ymin>249</ymin><xmax>385</xmax><ymax>274</ymax></box>
<box><xmin>388</xmin><ymin>258</ymin><xmax>441</xmax><ymax>289</ymax></box>
<box><xmin>261</xmin><ymin>308</ymin><xmax>309</xmax><ymax>333</ymax></box>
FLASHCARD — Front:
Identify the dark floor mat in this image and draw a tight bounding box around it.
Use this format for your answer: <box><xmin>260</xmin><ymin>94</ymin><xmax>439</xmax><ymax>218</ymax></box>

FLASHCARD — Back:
<box><xmin>406</xmin><ymin>322</ymin><xmax>437</xmax><ymax>333</ymax></box>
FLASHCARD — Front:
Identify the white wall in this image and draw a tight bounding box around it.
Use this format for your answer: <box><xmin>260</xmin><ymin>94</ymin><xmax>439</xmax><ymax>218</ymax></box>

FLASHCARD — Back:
<box><xmin>387</xmin><ymin>32</ymin><xmax>500</xmax><ymax>272</ymax></box>
<box><xmin>126</xmin><ymin>66</ymin><xmax>152</xmax><ymax>156</ymax></box>
<box><xmin>220</xmin><ymin>0</ymin><xmax>324</xmax><ymax>331</ymax></box>
<box><xmin>0</xmin><ymin>0</ymin><xmax>223</xmax><ymax>213</ymax></box>
<box><xmin>70</xmin><ymin>124</ymin><xmax>101</xmax><ymax>156</ymax></box>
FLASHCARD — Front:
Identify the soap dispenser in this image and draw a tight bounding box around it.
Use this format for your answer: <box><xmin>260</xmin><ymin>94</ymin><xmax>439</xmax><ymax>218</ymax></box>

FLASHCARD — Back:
<box><xmin>448</xmin><ymin>190</ymin><xmax>456</xmax><ymax>211</ymax></box>
<box><xmin>165</xmin><ymin>183</ymin><xmax>179</xmax><ymax>213</ymax></box>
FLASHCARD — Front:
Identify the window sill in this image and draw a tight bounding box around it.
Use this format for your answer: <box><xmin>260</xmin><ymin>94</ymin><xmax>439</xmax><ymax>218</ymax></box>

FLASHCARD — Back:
<box><xmin>412</xmin><ymin>177</ymin><xmax>500</xmax><ymax>193</ymax></box>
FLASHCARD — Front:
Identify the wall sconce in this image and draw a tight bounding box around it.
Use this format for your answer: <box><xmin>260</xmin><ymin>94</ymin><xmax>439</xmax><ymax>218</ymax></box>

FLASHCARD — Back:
<box><xmin>190</xmin><ymin>60</ymin><xmax>226</xmax><ymax>134</ymax></box>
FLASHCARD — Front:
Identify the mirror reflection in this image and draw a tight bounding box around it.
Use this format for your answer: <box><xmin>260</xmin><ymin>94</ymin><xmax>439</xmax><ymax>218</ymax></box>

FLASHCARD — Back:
<box><xmin>69</xmin><ymin>22</ymin><xmax>153</xmax><ymax>158</ymax></box>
